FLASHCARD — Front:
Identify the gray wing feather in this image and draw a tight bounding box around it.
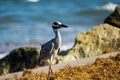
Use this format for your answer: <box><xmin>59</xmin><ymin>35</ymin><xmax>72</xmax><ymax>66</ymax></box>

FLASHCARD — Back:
<box><xmin>39</xmin><ymin>40</ymin><xmax>54</xmax><ymax>61</ymax></box>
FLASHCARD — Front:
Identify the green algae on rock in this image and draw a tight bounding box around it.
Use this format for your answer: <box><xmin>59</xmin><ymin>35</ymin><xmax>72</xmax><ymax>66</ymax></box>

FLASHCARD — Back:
<box><xmin>0</xmin><ymin>47</ymin><xmax>40</xmax><ymax>75</ymax></box>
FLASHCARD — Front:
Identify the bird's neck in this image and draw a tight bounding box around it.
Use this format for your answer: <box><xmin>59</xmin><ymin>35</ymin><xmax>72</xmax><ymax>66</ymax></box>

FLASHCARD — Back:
<box><xmin>53</xmin><ymin>28</ymin><xmax>62</xmax><ymax>50</ymax></box>
<box><xmin>53</xmin><ymin>28</ymin><xmax>61</xmax><ymax>40</ymax></box>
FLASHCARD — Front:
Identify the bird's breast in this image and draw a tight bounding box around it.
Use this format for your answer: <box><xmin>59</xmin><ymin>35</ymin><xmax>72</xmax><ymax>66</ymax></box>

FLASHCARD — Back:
<box><xmin>54</xmin><ymin>38</ymin><xmax>61</xmax><ymax>49</ymax></box>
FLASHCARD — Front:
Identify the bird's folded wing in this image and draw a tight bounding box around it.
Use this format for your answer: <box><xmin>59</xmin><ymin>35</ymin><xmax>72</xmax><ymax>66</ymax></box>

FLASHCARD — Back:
<box><xmin>40</xmin><ymin>41</ymin><xmax>54</xmax><ymax>59</ymax></box>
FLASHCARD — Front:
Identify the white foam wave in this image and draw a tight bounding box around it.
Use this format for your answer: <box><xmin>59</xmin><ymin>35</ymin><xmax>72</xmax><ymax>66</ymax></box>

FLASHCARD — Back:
<box><xmin>61</xmin><ymin>43</ymin><xmax>73</xmax><ymax>51</ymax></box>
<box><xmin>27</xmin><ymin>0</ymin><xmax>40</xmax><ymax>2</ymax></box>
<box><xmin>0</xmin><ymin>53</ymin><xmax>9</xmax><ymax>59</ymax></box>
<box><xmin>96</xmin><ymin>2</ymin><xmax>118</xmax><ymax>11</ymax></box>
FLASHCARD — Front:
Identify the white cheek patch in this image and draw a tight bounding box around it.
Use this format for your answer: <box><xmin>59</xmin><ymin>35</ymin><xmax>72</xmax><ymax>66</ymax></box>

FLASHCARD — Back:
<box><xmin>57</xmin><ymin>21</ymin><xmax>62</xmax><ymax>25</ymax></box>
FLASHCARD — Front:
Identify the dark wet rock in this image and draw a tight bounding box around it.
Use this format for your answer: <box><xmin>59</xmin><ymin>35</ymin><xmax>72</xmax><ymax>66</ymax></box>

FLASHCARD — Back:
<box><xmin>0</xmin><ymin>47</ymin><xmax>40</xmax><ymax>75</ymax></box>
<box><xmin>104</xmin><ymin>6</ymin><xmax>120</xmax><ymax>28</ymax></box>
<box><xmin>0</xmin><ymin>59</ymin><xmax>9</xmax><ymax>75</ymax></box>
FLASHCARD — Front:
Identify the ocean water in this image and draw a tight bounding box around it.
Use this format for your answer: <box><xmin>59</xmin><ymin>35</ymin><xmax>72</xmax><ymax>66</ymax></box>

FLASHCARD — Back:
<box><xmin>0</xmin><ymin>0</ymin><xmax>120</xmax><ymax>58</ymax></box>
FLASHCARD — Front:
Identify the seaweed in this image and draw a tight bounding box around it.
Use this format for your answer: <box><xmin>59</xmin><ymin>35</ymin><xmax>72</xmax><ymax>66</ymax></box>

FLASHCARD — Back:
<box><xmin>3</xmin><ymin>53</ymin><xmax>120</xmax><ymax>80</ymax></box>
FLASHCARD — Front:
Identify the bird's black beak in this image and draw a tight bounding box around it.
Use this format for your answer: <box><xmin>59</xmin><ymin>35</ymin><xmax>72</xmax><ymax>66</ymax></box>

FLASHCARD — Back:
<box><xmin>60</xmin><ymin>24</ymin><xmax>68</xmax><ymax>28</ymax></box>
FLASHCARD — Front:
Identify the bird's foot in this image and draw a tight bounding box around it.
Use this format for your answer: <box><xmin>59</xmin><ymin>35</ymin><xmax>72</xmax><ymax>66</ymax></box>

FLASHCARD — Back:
<box><xmin>47</xmin><ymin>70</ymin><xmax>54</xmax><ymax>80</ymax></box>
<box><xmin>47</xmin><ymin>75</ymin><xmax>54</xmax><ymax>80</ymax></box>
<box><xmin>48</xmin><ymin>69</ymin><xmax>53</xmax><ymax>76</ymax></box>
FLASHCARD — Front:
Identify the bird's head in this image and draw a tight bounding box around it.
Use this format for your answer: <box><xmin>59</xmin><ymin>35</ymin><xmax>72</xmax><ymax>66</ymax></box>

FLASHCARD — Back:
<box><xmin>52</xmin><ymin>21</ymin><xmax>68</xmax><ymax>29</ymax></box>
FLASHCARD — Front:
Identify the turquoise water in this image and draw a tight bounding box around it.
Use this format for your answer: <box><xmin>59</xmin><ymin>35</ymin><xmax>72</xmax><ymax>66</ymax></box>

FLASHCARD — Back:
<box><xmin>0</xmin><ymin>0</ymin><xmax>120</xmax><ymax>53</ymax></box>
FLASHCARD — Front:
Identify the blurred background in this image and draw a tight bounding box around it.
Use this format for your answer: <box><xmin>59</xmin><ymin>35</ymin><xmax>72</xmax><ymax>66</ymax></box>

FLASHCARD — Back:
<box><xmin>0</xmin><ymin>0</ymin><xmax>120</xmax><ymax>56</ymax></box>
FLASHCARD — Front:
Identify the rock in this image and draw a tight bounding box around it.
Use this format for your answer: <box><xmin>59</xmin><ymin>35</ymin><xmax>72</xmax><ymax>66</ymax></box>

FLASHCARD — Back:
<box><xmin>0</xmin><ymin>59</ymin><xmax>9</xmax><ymax>75</ymax></box>
<box><xmin>61</xmin><ymin>24</ymin><xmax>120</xmax><ymax>62</ymax></box>
<box><xmin>104</xmin><ymin>6</ymin><xmax>120</xmax><ymax>28</ymax></box>
<box><xmin>0</xmin><ymin>47</ymin><xmax>40</xmax><ymax>75</ymax></box>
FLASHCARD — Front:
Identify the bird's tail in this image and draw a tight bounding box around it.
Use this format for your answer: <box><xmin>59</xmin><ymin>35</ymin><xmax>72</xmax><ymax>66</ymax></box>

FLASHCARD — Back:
<box><xmin>38</xmin><ymin>57</ymin><xmax>41</xmax><ymax>65</ymax></box>
<box><xmin>38</xmin><ymin>57</ymin><xmax>44</xmax><ymax>66</ymax></box>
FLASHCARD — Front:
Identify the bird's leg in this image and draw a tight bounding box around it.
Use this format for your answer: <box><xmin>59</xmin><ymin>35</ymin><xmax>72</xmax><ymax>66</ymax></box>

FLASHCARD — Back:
<box><xmin>48</xmin><ymin>56</ymin><xmax>53</xmax><ymax>76</ymax></box>
<box><xmin>49</xmin><ymin>60</ymin><xmax>53</xmax><ymax>74</ymax></box>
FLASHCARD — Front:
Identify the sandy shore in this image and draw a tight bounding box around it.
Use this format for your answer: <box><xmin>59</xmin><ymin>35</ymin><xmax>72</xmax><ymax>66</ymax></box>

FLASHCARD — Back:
<box><xmin>0</xmin><ymin>52</ymin><xmax>119</xmax><ymax>80</ymax></box>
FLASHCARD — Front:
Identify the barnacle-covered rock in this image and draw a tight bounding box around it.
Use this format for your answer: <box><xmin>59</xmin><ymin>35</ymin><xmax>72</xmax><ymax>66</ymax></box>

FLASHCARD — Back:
<box><xmin>62</xmin><ymin>24</ymin><xmax>120</xmax><ymax>62</ymax></box>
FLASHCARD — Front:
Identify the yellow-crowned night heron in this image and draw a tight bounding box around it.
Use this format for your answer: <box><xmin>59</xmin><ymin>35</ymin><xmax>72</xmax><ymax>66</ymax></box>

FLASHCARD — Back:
<box><xmin>39</xmin><ymin>21</ymin><xmax>68</xmax><ymax>75</ymax></box>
